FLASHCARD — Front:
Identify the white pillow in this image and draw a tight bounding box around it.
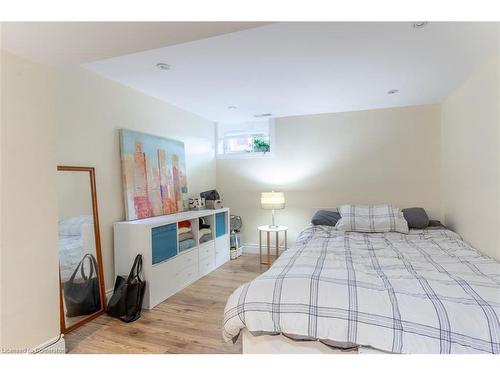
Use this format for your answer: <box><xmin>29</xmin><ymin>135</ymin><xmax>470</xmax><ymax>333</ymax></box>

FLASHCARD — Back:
<box><xmin>335</xmin><ymin>204</ymin><xmax>409</xmax><ymax>233</ymax></box>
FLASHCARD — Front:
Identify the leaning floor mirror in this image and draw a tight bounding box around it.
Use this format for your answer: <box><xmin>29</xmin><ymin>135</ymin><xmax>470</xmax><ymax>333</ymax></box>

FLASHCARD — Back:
<box><xmin>57</xmin><ymin>166</ymin><xmax>106</xmax><ymax>334</ymax></box>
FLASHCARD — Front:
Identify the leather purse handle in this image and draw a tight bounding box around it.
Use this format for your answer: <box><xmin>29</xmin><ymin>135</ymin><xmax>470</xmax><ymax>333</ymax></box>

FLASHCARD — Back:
<box><xmin>68</xmin><ymin>253</ymin><xmax>96</xmax><ymax>283</ymax></box>
<box><xmin>127</xmin><ymin>254</ymin><xmax>143</xmax><ymax>282</ymax></box>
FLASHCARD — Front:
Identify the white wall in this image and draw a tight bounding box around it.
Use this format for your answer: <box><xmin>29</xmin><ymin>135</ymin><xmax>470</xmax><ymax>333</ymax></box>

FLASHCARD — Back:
<box><xmin>441</xmin><ymin>55</ymin><xmax>500</xmax><ymax>260</ymax></box>
<box><xmin>217</xmin><ymin>104</ymin><xmax>442</xmax><ymax>247</ymax></box>
<box><xmin>1</xmin><ymin>51</ymin><xmax>216</xmax><ymax>350</ymax></box>
<box><xmin>1</xmin><ymin>51</ymin><xmax>60</xmax><ymax>349</ymax></box>
<box><xmin>56</xmin><ymin>66</ymin><xmax>216</xmax><ymax>288</ymax></box>
<box><xmin>57</xmin><ymin>171</ymin><xmax>93</xmax><ymax>219</ymax></box>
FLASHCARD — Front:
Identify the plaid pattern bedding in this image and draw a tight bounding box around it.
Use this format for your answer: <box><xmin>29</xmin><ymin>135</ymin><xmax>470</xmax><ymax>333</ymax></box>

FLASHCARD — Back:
<box><xmin>223</xmin><ymin>225</ymin><xmax>500</xmax><ymax>353</ymax></box>
<box><xmin>336</xmin><ymin>204</ymin><xmax>409</xmax><ymax>233</ymax></box>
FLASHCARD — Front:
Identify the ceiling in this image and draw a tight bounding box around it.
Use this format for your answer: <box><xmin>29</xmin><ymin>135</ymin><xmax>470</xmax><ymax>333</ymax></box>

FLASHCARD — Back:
<box><xmin>1</xmin><ymin>22</ymin><xmax>271</xmax><ymax>66</ymax></box>
<box><xmin>83</xmin><ymin>22</ymin><xmax>498</xmax><ymax>123</ymax></box>
<box><xmin>3</xmin><ymin>22</ymin><xmax>498</xmax><ymax>123</ymax></box>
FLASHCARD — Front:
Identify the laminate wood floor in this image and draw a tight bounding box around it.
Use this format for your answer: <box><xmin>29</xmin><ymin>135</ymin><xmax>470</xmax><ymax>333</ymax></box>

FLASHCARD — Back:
<box><xmin>65</xmin><ymin>254</ymin><xmax>269</xmax><ymax>354</ymax></box>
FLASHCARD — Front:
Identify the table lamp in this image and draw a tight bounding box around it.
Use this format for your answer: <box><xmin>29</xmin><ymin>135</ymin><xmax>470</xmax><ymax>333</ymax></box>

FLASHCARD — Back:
<box><xmin>261</xmin><ymin>191</ymin><xmax>285</xmax><ymax>228</ymax></box>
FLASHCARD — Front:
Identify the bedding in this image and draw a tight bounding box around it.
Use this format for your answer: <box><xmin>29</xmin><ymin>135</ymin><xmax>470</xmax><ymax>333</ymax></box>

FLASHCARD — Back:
<box><xmin>179</xmin><ymin>232</ymin><xmax>194</xmax><ymax>241</ymax></box>
<box><xmin>179</xmin><ymin>238</ymin><xmax>196</xmax><ymax>251</ymax></box>
<box><xmin>178</xmin><ymin>227</ymin><xmax>191</xmax><ymax>235</ymax></box>
<box><xmin>199</xmin><ymin>228</ymin><xmax>212</xmax><ymax>238</ymax></box>
<box><xmin>336</xmin><ymin>204</ymin><xmax>409</xmax><ymax>233</ymax></box>
<box><xmin>58</xmin><ymin>215</ymin><xmax>94</xmax><ymax>282</ymax></box>
<box><xmin>199</xmin><ymin>234</ymin><xmax>212</xmax><ymax>243</ymax></box>
<box><xmin>59</xmin><ymin>215</ymin><xmax>94</xmax><ymax>236</ymax></box>
<box><xmin>223</xmin><ymin>225</ymin><xmax>500</xmax><ymax>353</ymax></box>
<box><xmin>311</xmin><ymin>210</ymin><xmax>341</xmax><ymax>226</ymax></box>
<box><xmin>59</xmin><ymin>235</ymin><xmax>85</xmax><ymax>281</ymax></box>
<box><xmin>402</xmin><ymin>207</ymin><xmax>429</xmax><ymax>229</ymax></box>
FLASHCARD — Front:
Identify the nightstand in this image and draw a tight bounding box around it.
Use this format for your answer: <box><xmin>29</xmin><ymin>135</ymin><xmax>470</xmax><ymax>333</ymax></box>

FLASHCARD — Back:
<box><xmin>258</xmin><ymin>225</ymin><xmax>288</xmax><ymax>266</ymax></box>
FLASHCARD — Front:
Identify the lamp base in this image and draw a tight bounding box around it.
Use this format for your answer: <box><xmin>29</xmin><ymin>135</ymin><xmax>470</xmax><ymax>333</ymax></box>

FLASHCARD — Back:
<box><xmin>269</xmin><ymin>209</ymin><xmax>278</xmax><ymax>229</ymax></box>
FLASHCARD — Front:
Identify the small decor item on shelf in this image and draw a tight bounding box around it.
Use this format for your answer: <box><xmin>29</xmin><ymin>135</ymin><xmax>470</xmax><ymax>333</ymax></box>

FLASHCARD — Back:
<box><xmin>200</xmin><ymin>189</ymin><xmax>223</xmax><ymax>209</ymax></box>
<box><xmin>188</xmin><ymin>196</ymin><xmax>206</xmax><ymax>210</ymax></box>
<box><xmin>206</xmin><ymin>199</ymin><xmax>223</xmax><ymax>209</ymax></box>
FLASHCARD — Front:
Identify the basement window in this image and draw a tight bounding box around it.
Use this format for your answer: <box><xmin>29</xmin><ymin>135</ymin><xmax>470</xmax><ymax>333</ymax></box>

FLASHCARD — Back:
<box><xmin>216</xmin><ymin>120</ymin><xmax>274</xmax><ymax>158</ymax></box>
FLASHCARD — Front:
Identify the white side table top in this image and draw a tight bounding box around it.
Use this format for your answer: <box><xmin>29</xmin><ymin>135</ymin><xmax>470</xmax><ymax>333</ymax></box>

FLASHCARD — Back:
<box><xmin>258</xmin><ymin>225</ymin><xmax>288</xmax><ymax>232</ymax></box>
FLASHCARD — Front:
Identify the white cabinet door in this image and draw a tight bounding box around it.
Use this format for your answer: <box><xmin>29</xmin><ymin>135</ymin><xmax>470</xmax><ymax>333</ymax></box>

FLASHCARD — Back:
<box><xmin>215</xmin><ymin>234</ymin><xmax>230</xmax><ymax>267</ymax></box>
<box><xmin>150</xmin><ymin>249</ymin><xmax>198</xmax><ymax>307</ymax></box>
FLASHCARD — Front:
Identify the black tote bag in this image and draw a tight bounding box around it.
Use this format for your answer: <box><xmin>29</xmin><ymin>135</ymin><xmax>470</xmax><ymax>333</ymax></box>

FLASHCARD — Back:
<box><xmin>62</xmin><ymin>253</ymin><xmax>101</xmax><ymax>317</ymax></box>
<box><xmin>107</xmin><ymin>254</ymin><xmax>146</xmax><ymax>323</ymax></box>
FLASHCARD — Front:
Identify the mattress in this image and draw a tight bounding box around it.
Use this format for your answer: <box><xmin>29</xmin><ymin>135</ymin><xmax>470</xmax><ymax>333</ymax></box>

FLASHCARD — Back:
<box><xmin>223</xmin><ymin>225</ymin><xmax>500</xmax><ymax>354</ymax></box>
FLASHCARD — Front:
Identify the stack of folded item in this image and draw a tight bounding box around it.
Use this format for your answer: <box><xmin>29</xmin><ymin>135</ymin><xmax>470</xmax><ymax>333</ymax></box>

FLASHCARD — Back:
<box><xmin>178</xmin><ymin>220</ymin><xmax>195</xmax><ymax>251</ymax></box>
<box><xmin>199</xmin><ymin>217</ymin><xmax>213</xmax><ymax>244</ymax></box>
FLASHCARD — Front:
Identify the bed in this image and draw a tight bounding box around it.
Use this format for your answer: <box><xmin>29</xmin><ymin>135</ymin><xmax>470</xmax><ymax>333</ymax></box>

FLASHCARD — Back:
<box><xmin>58</xmin><ymin>215</ymin><xmax>95</xmax><ymax>282</ymax></box>
<box><xmin>223</xmin><ymin>224</ymin><xmax>500</xmax><ymax>354</ymax></box>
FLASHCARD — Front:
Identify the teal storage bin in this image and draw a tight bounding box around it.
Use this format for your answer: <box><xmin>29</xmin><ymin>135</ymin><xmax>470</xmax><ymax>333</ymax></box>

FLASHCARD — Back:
<box><xmin>216</xmin><ymin>212</ymin><xmax>226</xmax><ymax>238</ymax></box>
<box><xmin>152</xmin><ymin>224</ymin><xmax>177</xmax><ymax>264</ymax></box>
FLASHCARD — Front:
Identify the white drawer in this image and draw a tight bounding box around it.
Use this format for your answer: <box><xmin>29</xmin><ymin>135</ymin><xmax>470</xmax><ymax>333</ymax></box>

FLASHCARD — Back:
<box><xmin>199</xmin><ymin>256</ymin><xmax>216</xmax><ymax>276</ymax></box>
<box><xmin>198</xmin><ymin>241</ymin><xmax>215</xmax><ymax>260</ymax></box>
<box><xmin>175</xmin><ymin>262</ymin><xmax>198</xmax><ymax>288</ymax></box>
<box><xmin>176</xmin><ymin>248</ymin><xmax>198</xmax><ymax>270</ymax></box>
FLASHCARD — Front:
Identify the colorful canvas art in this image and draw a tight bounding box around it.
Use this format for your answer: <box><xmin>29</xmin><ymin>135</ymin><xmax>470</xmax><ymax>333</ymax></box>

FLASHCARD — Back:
<box><xmin>119</xmin><ymin>129</ymin><xmax>188</xmax><ymax>221</ymax></box>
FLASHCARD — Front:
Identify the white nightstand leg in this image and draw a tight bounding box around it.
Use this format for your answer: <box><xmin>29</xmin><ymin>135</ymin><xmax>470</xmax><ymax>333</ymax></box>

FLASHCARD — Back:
<box><xmin>275</xmin><ymin>231</ymin><xmax>279</xmax><ymax>260</ymax></box>
<box><xmin>259</xmin><ymin>230</ymin><xmax>262</xmax><ymax>264</ymax></box>
<box><xmin>267</xmin><ymin>231</ymin><xmax>271</xmax><ymax>266</ymax></box>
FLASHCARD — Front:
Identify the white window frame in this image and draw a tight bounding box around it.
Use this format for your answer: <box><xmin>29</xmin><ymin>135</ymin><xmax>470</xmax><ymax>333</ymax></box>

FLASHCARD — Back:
<box><xmin>216</xmin><ymin>119</ymin><xmax>275</xmax><ymax>160</ymax></box>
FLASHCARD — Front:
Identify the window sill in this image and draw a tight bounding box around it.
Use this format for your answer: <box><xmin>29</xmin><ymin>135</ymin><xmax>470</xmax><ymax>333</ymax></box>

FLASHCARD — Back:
<box><xmin>216</xmin><ymin>152</ymin><xmax>274</xmax><ymax>160</ymax></box>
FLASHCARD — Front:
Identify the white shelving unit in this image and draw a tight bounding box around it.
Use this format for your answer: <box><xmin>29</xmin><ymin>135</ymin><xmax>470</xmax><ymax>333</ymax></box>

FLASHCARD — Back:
<box><xmin>114</xmin><ymin>208</ymin><xmax>230</xmax><ymax>309</ymax></box>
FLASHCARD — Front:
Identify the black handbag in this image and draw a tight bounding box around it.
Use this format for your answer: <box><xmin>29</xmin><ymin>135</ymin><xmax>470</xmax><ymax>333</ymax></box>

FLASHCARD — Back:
<box><xmin>62</xmin><ymin>253</ymin><xmax>101</xmax><ymax>318</ymax></box>
<box><xmin>107</xmin><ymin>254</ymin><xmax>146</xmax><ymax>323</ymax></box>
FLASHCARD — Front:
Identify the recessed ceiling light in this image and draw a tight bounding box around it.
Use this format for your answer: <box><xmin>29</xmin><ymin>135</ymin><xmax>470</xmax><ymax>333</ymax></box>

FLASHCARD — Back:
<box><xmin>227</xmin><ymin>106</ymin><xmax>237</xmax><ymax>110</ymax></box>
<box><xmin>412</xmin><ymin>22</ymin><xmax>428</xmax><ymax>29</ymax></box>
<box><xmin>156</xmin><ymin>63</ymin><xmax>171</xmax><ymax>71</ymax></box>
<box><xmin>253</xmin><ymin>113</ymin><xmax>272</xmax><ymax>118</ymax></box>
<box><xmin>387</xmin><ymin>89</ymin><xmax>399</xmax><ymax>95</ymax></box>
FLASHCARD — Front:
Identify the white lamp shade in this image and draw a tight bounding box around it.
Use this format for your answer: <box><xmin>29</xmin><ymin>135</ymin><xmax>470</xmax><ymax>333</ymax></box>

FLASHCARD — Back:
<box><xmin>261</xmin><ymin>191</ymin><xmax>285</xmax><ymax>210</ymax></box>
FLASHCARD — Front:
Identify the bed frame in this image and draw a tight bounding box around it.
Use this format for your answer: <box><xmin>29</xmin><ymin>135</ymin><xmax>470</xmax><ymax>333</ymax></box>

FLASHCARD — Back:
<box><xmin>241</xmin><ymin>329</ymin><xmax>385</xmax><ymax>354</ymax></box>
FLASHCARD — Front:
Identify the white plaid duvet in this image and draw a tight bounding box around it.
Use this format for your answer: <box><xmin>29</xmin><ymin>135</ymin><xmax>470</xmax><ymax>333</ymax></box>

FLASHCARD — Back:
<box><xmin>223</xmin><ymin>225</ymin><xmax>500</xmax><ymax>353</ymax></box>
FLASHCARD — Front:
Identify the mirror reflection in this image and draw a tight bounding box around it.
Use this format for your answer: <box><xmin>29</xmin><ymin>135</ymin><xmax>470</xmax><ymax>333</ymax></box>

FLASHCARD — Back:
<box><xmin>57</xmin><ymin>167</ymin><xmax>105</xmax><ymax>333</ymax></box>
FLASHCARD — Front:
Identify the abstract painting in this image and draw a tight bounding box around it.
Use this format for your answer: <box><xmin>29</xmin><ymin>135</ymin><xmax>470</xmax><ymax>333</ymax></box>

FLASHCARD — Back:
<box><xmin>119</xmin><ymin>129</ymin><xmax>188</xmax><ymax>221</ymax></box>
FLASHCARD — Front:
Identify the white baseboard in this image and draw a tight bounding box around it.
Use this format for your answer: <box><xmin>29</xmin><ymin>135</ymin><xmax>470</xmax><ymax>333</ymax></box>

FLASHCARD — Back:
<box><xmin>32</xmin><ymin>335</ymin><xmax>66</xmax><ymax>354</ymax></box>
<box><xmin>242</xmin><ymin>243</ymin><xmax>287</xmax><ymax>254</ymax></box>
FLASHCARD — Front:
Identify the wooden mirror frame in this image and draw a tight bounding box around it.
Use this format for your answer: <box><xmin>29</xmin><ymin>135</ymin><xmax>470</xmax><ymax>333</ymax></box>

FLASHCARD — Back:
<box><xmin>57</xmin><ymin>166</ymin><xmax>107</xmax><ymax>334</ymax></box>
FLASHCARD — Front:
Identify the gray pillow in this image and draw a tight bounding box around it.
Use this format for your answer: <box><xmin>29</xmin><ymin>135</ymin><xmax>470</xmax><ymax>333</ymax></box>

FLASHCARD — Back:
<box><xmin>311</xmin><ymin>210</ymin><xmax>341</xmax><ymax>226</ymax></box>
<box><xmin>428</xmin><ymin>220</ymin><xmax>446</xmax><ymax>229</ymax></box>
<box><xmin>402</xmin><ymin>207</ymin><xmax>429</xmax><ymax>229</ymax></box>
